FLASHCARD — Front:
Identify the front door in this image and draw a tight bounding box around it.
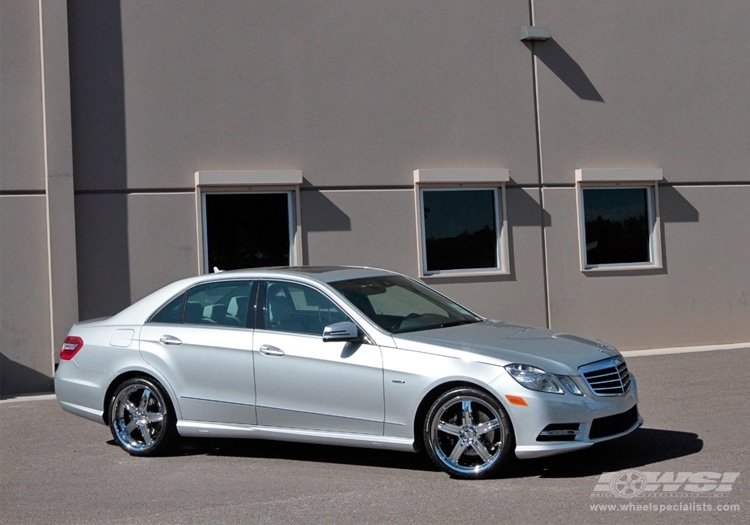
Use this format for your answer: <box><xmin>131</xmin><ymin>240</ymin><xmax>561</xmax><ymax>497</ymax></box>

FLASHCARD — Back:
<box><xmin>253</xmin><ymin>280</ymin><xmax>384</xmax><ymax>434</ymax></box>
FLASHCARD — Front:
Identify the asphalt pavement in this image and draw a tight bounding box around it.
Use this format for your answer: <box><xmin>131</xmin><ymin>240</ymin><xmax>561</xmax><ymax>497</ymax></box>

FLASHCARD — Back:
<box><xmin>1</xmin><ymin>347</ymin><xmax>748</xmax><ymax>524</ymax></box>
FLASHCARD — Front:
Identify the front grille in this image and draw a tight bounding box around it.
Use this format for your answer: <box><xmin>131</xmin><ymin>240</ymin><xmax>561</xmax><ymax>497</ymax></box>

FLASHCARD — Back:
<box><xmin>579</xmin><ymin>356</ymin><xmax>631</xmax><ymax>396</ymax></box>
<box><xmin>589</xmin><ymin>405</ymin><xmax>639</xmax><ymax>439</ymax></box>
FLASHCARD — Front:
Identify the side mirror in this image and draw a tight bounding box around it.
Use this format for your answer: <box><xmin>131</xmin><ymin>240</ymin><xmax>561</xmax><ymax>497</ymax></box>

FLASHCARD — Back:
<box><xmin>322</xmin><ymin>321</ymin><xmax>361</xmax><ymax>342</ymax></box>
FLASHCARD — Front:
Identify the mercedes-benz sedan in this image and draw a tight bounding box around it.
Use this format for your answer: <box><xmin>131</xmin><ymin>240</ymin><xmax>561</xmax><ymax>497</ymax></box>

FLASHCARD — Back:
<box><xmin>55</xmin><ymin>266</ymin><xmax>641</xmax><ymax>479</ymax></box>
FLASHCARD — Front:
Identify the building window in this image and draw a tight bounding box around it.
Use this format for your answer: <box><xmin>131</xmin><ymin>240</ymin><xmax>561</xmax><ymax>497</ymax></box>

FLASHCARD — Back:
<box><xmin>195</xmin><ymin>171</ymin><xmax>302</xmax><ymax>272</ymax></box>
<box><xmin>421</xmin><ymin>188</ymin><xmax>500</xmax><ymax>272</ymax></box>
<box><xmin>203</xmin><ymin>192</ymin><xmax>293</xmax><ymax>270</ymax></box>
<box><xmin>576</xmin><ymin>169</ymin><xmax>663</xmax><ymax>271</ymax></box>
<box><xmin>414</xmin><ymin>169</ymin><xmax>509</xmax><ymax>277</ymax></box>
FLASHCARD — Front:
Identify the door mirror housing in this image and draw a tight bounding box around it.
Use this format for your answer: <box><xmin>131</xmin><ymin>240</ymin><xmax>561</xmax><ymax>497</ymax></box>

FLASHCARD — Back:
<box><xmin>322</xmin><ymin>321</ymin><xmax>361</xmax><ymax>342</ymax></box>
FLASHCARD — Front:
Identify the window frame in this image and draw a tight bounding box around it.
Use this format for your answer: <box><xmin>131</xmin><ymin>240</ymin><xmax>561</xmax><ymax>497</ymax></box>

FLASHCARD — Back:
<box><xmin>413</xmin><ymin>169</ymin><xmax>510</xmax><ymax>278</ymax></box>
<box><xmin>575</xmin><ymin>168</ymin><xmax>663</xmax><ymax>272</ymax></box>
<box><xmin>195</xmin><ymin>171</ymin><xmax>303</xmax><ymax>273</ymax></box>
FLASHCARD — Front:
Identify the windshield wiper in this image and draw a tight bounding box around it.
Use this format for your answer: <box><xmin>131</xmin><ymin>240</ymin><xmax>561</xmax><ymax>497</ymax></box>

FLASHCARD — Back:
<box><xmin>439</xmin><ymin>319</ymin><xmax>481</xmax><ymax>329</ymax></box>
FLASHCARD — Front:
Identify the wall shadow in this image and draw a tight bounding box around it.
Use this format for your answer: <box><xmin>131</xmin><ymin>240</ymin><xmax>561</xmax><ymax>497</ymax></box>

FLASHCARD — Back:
<box><xmin>299</xmin><ymin>187</ymin><xmax>352</xmax><ymax>265</ymax></box>
<box><xmin>67</xmin><ymin>0</ymin><xmax>131</xmax><ymax>318</ymax></box>
<box><xmin>507</xmin><ymin>184</ymin><xmax>551</xmax><ymax>228</ymax></box>
<box><xmin>0</xmin><ymin>353</ymin><xmax>53</xmax><ymax>396</ymax></box>
<box><xmin>659</xmin><ymin>184</ymin><xmax>700</xmax><ymax>223</ymax></box>
<box><xmin>525</xmin><ymin>39</ymin><xmax>605</xmax><ymax>102</ymax></box>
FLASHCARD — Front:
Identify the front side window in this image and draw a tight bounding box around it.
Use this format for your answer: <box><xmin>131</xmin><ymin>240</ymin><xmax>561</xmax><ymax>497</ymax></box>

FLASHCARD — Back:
<box><xmin>262</xmin><ymin>281</ymin><xmax>349</xmax><ymax>335</ymax></box>
<box><xmin>203</xmin><ymin>192</ymin><xmax>294</xmax><ymax>271</ymax></box>
<box><xmin>579</xmin><ymin>185</ymin><xmax>658</xmax><ymax>269</ymax></box>
<box><xmin>419</xmin><ymin>188</ymin><xmax>504</xmax><ymax>275</ymax></box>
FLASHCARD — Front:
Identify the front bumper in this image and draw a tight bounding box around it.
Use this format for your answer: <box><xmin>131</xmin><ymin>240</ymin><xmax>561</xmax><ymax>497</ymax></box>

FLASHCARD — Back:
<box><xmin>489</xmin><ymin>371</ymin><xmax>642</xmax><ymax>459</ymax></box>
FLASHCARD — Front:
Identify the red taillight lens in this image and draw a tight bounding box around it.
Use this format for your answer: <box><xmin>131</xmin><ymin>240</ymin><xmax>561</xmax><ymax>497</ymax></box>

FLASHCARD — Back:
<box><xmin>60</xmin><ymin>336</ymin><xmax>84</xmax><ymax>360</ymax></box>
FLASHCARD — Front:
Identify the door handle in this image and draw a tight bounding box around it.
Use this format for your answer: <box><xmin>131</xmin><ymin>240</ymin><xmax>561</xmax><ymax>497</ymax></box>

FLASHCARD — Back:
<box><xmin>259</xmin><ymin>344</ymin><xmax>285</xmax><ymax>357</ymax></box>
<box><xmin>159</xmin><ymin>335</ymin><xmax>182</xmax><ymax>346</ymax></box>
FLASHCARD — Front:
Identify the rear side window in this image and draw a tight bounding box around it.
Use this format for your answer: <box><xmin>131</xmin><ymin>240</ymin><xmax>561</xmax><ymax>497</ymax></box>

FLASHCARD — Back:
<box><xmin>149</xmin><ymin>281</ymin><xmax>255</xmax><ymax>327</ymax></box>
<box><xmin>151</xmin><ymin>295</ymin><xmax>185</xmax><ymax>324</ymax></box>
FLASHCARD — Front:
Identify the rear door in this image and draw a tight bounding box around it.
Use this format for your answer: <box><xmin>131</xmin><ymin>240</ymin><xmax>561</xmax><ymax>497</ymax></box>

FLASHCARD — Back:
<box><xmin>139</xmin><ymin>280</ymin><xmax>258</xmax><ymax>425</ymax></box>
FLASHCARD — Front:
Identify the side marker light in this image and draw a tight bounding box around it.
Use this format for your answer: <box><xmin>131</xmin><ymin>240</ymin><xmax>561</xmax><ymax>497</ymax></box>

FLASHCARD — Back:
<box><xmin>505</xmin><ymin>394</ymin><xmax>528</xmax><ymax>407</ymax></box>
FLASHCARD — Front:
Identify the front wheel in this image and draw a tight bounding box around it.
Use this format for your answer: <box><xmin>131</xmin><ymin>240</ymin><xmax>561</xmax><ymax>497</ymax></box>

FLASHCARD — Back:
<box><xmin>424</xmin><ymin>387</ymin><xmax>513</xmax><ymax>479</ymax></box>
<box><xmin>108</xmin><ymin>377</ymin><xmax>176</xmax><ymax>456</ymax></box>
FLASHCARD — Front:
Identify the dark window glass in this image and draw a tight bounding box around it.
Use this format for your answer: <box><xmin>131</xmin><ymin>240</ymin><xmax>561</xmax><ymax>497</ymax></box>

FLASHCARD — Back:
<box><xmin>150</xmin><ymin>294</ymin><xmax>185</xmax><ymax>324</ymax></box>
<box><xmin>151</xmin><ymin>281</ymin><xmax>254</xmax><ymax>326</ymax></box>
<box><xmin>183</xmin><ymin>281</ymin><xmax>254</xmax><ymax>327</ymax></box>
<box><xmin>263</xmin><ymin>281</ymin><xmax>348</xmax><ymax>335</ymax></box>
<box><xmin>583</xmin><ymin>188</ymin><xmax>651</xmax><ymax>266</ymax></box>
<box><xmin>205</xmin><ymin>193</ymin><xmax>291</xmax><ymax>270</ymax></box>
<box><xmin>422</xmin><ymin>189</ymin><xmax>498</xmax><ymax>272</ymax></box>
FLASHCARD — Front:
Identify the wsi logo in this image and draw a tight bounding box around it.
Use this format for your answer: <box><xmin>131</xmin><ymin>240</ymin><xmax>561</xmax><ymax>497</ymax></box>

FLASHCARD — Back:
<box><xmin>592</xmin><ymin>470</ymin><xmax>740</xmax><ymax>498</ymax></box>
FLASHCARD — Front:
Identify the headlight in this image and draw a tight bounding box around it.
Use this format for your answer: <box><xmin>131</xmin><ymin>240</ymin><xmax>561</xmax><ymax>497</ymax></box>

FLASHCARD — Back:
<box><xmin>505</xmin><ymin>364</ymin><xmax>563</xmax><ymax>394</ymax></box>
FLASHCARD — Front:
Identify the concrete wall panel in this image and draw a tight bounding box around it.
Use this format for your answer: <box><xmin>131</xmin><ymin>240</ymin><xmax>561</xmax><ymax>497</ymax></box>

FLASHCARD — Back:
<box><xmin>127</xmin><ymin>192</ymin><xmax>200</xmax><ymax>303</ymax></box>
<box><xmin>105</xmin><ymin>0</ymin><xmax>539</xmax><ymax>189</ymax></box>
<box><xmin>302</xmin><ymin>189</ymin><xmax>418</xmax><ymax>273</ymax></box>
<box><xmin>534</xmin><ymin>0</ymin><xmax>750</xmax><ymax>185</ymax></box>
<box><xmin>0</xmin><ymin>0</ymin><xmax>45</xmax><ymax>191</ymax></box>
<box><xmin>0</xmin><ymin>196</ymin><xmax>53</xmax><ymax>394</ymax></box>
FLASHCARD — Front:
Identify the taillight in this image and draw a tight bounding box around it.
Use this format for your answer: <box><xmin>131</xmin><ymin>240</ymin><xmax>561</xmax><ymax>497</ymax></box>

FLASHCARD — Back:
<box><xmin>60</xmin><ymin>336</ymin><xmax>83</xmax><ymax>360</ymax></box>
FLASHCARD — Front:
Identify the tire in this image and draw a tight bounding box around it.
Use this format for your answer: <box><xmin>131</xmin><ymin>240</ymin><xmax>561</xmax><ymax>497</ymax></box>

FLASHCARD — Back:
<box><xmin>423</xmin><ymin>387</ymin><xmax>513</xmax><ymax>479</ymax></box>
<box><xmin>108</xmin><ymin>377</ymin><xmax>176</xmax><ymax>456</ymax></box>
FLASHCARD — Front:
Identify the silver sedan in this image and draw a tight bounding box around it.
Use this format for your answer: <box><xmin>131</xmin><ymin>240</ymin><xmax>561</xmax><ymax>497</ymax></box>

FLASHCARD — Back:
<box><xmin>55</xmin><ymin>266</ymin><xmax>641</xmax><ymax>479</ymax></box>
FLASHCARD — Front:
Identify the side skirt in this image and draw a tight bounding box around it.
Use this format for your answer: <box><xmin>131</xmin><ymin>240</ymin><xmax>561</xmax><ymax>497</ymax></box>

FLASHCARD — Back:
<box><xmin>176</xmin><ymin>420</ymin><xmax>417</xmax><ymax>453</ymax></box>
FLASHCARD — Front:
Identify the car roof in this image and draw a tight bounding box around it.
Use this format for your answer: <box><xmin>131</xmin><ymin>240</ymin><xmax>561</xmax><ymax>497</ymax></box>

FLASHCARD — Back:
<box><xmin>216</xmin><ymin>265</ymin><xmax>398</xmax><ymax>284</ymax></box>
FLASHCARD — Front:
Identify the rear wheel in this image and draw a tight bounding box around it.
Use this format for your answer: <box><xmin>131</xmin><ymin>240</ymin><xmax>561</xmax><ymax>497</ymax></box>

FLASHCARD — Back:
<box><xmin>108</xmin><ymin>377</ymin><xmax>176</xmax><ymax>456</ymax></box>
<box><xmin>424</xmin><ymin>387</ymin><xmax>513</xmax><ymax>479</ymax></box>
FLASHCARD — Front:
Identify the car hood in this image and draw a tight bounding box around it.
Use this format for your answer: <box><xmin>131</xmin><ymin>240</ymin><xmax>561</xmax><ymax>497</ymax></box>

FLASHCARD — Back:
<box><xmin>391</xmin><ymin>320</ymin><xmax>620</xmax><ymax>375</ymax></box>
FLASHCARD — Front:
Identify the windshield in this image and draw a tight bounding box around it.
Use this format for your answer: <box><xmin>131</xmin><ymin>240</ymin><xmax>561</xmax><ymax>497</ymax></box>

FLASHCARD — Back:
<box><xmin>330</xmin><ymin>275</ymin><xmax>482</xmax><ymax>334</ymax></box>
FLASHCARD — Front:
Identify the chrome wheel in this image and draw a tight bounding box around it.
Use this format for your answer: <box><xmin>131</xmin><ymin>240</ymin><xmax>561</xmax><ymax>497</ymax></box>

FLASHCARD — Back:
<box><xmin>424</xmin><ymin>387</ymin><xmax>512</xmax><ymax>479</ymax></box>
<box><xmin>109</xmin><ymin>377</ymin><xmax>175</xmax><ymax>456</ymax></box>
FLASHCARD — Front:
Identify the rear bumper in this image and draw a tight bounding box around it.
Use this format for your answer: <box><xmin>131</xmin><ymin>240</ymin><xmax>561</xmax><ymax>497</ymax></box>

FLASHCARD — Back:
<box><xmin>54</xmin><ymin>361</ymin><xmax>108</xmax><ymax>425</ymax></box>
